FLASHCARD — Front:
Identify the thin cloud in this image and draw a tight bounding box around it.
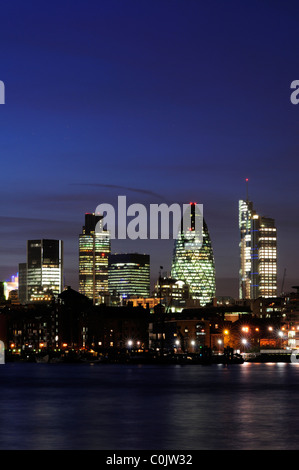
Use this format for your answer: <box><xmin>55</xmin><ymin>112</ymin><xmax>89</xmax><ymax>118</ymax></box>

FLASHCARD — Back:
<box><xmin>70</xmin><ymin>183</ymin><xmax>164</xmax><ymax>199</ymax></box>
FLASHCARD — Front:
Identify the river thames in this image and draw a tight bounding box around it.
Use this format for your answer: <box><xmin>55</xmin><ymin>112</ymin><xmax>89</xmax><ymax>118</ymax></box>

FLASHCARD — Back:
<box><xmin>0</xmin><ymin>361</ymin><xmax>299</xmax><ymax>450</ymax></box>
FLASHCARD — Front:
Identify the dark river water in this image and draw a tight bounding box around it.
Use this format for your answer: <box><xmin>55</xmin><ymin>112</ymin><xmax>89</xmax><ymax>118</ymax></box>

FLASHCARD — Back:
<box><xmin>0</xmin><ymin>361</ymin><xmax>299</xmax><ymax>450</ymax></box>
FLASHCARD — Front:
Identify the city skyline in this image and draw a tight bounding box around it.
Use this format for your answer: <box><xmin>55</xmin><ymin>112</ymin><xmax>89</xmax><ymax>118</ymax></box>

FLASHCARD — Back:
<box><xmin>1</xmin><ymin>3</ymin><xmax>299</xmax><ymax>454</ymax></box>
<box><xmin>3</xmin><ymin>195</ymin><xmax>281</xmax><ymax>303</ymax></box>
<box><xmin>1</xmin><ymin>186</ymin><xmax>293</xmax><ymax>300</ymax></box>
<box><xmin>0</xmin><ymin>1</ymin><xmax>299</xmax><ymax>298</ymax></box>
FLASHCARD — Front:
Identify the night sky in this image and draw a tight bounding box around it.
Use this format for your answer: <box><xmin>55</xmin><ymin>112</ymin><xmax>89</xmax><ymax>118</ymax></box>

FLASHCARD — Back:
<box><xmin>1</xmin><ymin>0</ymin><xmax>299</xmax><ymax>297</ymax></box>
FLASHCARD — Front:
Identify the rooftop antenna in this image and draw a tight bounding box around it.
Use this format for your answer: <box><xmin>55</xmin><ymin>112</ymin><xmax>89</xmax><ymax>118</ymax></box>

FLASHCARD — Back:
<box><xmin>245</xmin><ymin>178</ymin><xmax>249</xmax><ymax>202</ymax></box>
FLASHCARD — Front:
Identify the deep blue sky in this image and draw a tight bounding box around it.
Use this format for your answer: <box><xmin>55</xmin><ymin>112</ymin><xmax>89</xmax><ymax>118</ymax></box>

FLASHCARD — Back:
<box><xmin>0</xmin><ymin>0</ymin><xmax>299</xmax><ymax>297</ymax></box>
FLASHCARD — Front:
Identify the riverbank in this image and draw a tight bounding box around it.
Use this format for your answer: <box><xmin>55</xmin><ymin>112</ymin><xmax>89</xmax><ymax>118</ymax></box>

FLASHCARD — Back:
<box><xmin>4</xmin><ymin>349</ymin><xmax>298</xmax><ymax>365</ymax></box>
<box><xmin>4</xmin><ymin>350</ymin><xmax>244</xmax><ymax>365</ymax></box>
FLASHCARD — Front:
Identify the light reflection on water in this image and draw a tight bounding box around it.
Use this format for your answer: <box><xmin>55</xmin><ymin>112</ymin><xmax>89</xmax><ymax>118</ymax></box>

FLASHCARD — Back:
<box><xmin>1</xmin><ymin>362</ymin><xmax>299</xmax><ymax>449</ymax></box>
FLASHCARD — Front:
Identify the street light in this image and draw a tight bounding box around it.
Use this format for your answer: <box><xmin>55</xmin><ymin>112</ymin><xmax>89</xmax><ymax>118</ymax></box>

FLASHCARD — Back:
<box><xmin>223</xmin><ymin>329</ymin><xmax>229</xmax><ymax>348</ymax></box>
<box><xmin>278</xmin><ymin>331</ymin><xmax>284</xmax><ymax>348</ymax></box>
<box><xmin>241</xmin><ymin>338</ymin><xmax>247</xmax><ymax>353</ymax></box>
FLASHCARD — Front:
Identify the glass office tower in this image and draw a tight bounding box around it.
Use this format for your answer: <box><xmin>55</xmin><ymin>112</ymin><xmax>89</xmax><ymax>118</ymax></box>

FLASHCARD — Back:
<box><xmin>252</xmin><ymin>215</ymin><xmax>277</xmax><ymax>299</ymax></box>
<box><xmin>239</xmin><ymin>199</ymin><xmax>254</xmax><ymax>299</ymax></box>
<box><xmin>79</xmin><ymin>213</ymin><xmax>111</xmax><ymax>304</ymax></box>
<box><xmin>26</xmin><ymin>239</ymin><xmax>63</xmax><ymax>302</ymax></box>
<box><xmin>171</xmin><ymin>203</ymin><xmax>216</xmax><ymax>306</ymax></box>
<box><xmin>108</xmin><ymin>253</ymin><xmax>150</xmax><ymax>298</ymax></box>
<box><xmin>239</xmin><ymin>200</ymin><xmax>277</xmax><ymax>299</ymax></box>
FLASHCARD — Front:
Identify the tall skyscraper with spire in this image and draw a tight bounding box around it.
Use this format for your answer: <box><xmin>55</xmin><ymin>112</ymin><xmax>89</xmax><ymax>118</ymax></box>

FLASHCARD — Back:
<box><xmin>171</xmin><ymin>203</ymin><xmax>216</xmax><ymax>306</ymax></box>
<box><xmin>79</xmin><ymin>213</ymin><xmax>111</xmax><ymax>304</ymax></box>
<box><xmin>239</xmin><ymin>180</ymin><xmax>277</xmax><ymax>299</ymax></box>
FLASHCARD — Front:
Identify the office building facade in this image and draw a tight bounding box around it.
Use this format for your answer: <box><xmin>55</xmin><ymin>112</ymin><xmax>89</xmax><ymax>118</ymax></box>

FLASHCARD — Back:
<box><xmin>239</xmin><ymin>200</ymin><xmax>277</xmax><ymax>299</ymax></box>
<box><xmin>239</xmin><ymin>199</ymin><xmax>254</xmax><ymax>299</ymax></box>
<box><xmin>21</xmin><ymin>239</ymin><xmax>63</xmax><ymax>302</ymax></box>
<box><xmin>79</xmin><ymin>213</ymin><xmax>111</xmax><ymax>304</ymax></box>
<box><xmin>108</xmin><ymin>253</ymin><xmax>150</xmax><ymax>298</ymax></box>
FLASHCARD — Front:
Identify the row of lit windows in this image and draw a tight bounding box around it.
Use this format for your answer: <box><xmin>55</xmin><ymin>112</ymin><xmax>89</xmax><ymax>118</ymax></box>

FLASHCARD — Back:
<box><xmin>259</xmin><ymin>237</ymin><xmax>277</xmax><ymax>241</ymax></box>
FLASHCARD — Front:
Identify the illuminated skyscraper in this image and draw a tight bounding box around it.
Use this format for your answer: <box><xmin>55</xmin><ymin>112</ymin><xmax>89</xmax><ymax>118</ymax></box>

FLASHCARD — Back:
<box><xmin>108</xmin><ymin>253</ymin><xmax>150</xmax><ymax>298</ymax></box>
<box><xmin>239</xmin><ymin>198</ymin><xmax>277</xmax><ymax>299</ymax></box>
<box><xmin>171</xmin><ymin>203</ymin><xmax>216</xmax><ymax>306</ymax></box>
<box><xmin>251</xmin><ymin>215</ymin><xmax>277</xmax><ymax>299</ymax></box>
<box><xmin>25</xmin><ymin>239</ymin><xmax>63</xmax><ymax>302</ymax></box>
<box><xmin>79</xmin><ymin>213</ymin><xmax>111</xmax><ymax>304</ymax></box>
<box><xmin>239</xmin><ymin>199</ymin><xmax>254</xmax><ymax>299</ymax></box>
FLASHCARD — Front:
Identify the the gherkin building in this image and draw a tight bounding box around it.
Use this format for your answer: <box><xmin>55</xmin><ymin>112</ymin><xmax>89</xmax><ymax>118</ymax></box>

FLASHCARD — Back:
<box><xmin>171</xmin><ymin>203</ymin><xmax>216</xmax><ymax>306</ymax></box>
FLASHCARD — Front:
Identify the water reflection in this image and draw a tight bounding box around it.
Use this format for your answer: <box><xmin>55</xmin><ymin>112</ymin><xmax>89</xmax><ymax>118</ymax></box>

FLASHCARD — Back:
<box><xmin>1</xmin><ymin>363</ymin><xmax>299</xmax><ymax>449</ymax></box>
